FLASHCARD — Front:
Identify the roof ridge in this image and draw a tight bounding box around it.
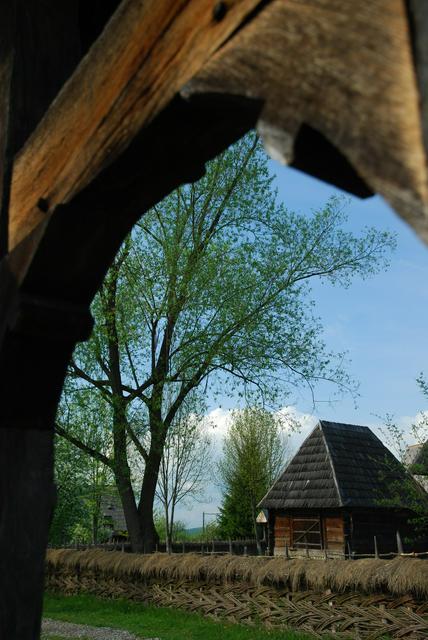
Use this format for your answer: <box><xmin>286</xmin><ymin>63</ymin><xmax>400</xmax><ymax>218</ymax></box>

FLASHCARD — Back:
<box><xmin>319</xmin><ymin>421</ymin><xmax>344</xmax><ymax>507</ymax></box>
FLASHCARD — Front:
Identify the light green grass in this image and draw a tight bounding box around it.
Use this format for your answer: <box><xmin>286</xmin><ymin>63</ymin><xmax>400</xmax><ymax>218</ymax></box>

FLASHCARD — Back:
<box><xmin>43</xmin><ymin>592</ymin><xmax>320</xmax><ymax>640</ymax></box>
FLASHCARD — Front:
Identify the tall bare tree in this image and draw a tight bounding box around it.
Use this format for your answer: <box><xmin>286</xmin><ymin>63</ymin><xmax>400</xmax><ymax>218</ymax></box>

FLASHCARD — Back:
<box><xmin>156</xmin><ymin>397</ymin><xmax>212</xmax><ymax>553</ymax></box>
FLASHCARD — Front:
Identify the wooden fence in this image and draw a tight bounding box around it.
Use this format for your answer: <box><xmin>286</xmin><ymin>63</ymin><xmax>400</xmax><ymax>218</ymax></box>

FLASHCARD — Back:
<box><xmin>45</xmin><ymin>550</ymin><xmax>428</xmax><ymax>639</ymax></box>
<box><xmin>49</xmin><ymin>538</ymin><xmax>267</xmax><ymax>556</ymax></box>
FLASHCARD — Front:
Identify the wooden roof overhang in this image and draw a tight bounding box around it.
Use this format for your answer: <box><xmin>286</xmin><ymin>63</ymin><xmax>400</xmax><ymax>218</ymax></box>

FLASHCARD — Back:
<box><xmin>0</xmin><ymin>2</ymin><xmax>427</xmax><ymax>637</ymax></box>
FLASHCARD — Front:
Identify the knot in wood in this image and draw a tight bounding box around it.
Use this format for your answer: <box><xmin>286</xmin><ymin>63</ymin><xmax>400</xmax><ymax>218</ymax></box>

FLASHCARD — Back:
<box><xmin>37</xmin><ymin>197</ymin><xmax>50</xmax><ymax>213</ymax></box>
<box><xmin>213</xmin><ymin>2</ymin><xmax>227</xmax><ymax>22</ymax></box>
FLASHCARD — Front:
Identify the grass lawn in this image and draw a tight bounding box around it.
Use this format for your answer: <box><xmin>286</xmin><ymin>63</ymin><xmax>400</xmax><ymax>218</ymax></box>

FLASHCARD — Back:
<box><xmin>43</xmin><ymin>593</ymin><xmax>319</xmax><ymax>640</ymax></box>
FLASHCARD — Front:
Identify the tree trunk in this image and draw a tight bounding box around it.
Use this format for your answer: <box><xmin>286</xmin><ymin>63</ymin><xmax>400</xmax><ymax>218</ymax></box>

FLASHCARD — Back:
<box><xmin>164</xmin><ymin>504</ymin><xmax>171</xmax><ymax>554</ymax></box>
<box><xmin>114</xmin><ymin>470</ymin><xmax>144</xmax><ymax>552</ymax></box>
<box><xmin>252</xmin><ymin>502</ymin><xmax>262</xmax><ymax>556</ymax></box>
<box><xmin>138</xmin><ymin>463</ymin><xmax>161</xmax><ymax>553</ymax></box>
<box><xmin>138</xmin><ymin>442</ymin><xmax>164</xmax><ymax>552</ymax></box>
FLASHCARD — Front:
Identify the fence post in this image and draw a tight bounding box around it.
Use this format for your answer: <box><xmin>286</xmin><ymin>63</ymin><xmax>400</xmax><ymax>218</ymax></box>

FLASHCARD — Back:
<box><xmin>182</xmin><ymin>541</ymin><xmax>185</xmax><ymax>554</ymax></box>
<box><xmin>229</xmin><ymin>539</ymin><xmax>233</xmax><ymax>555</ymax></box>
<box><xmin>155</xmin><ymin>543</ymin><xmax>158</xmax><ymax>553</ymax></box>
<box><xmin>374</xmin><ymin>535</ymin><xmax>379</xmax><ymax>559</ymax></box>
<box><xmin>396</xmin><ymin>531</ymin><xmax>404</xmax><ymax>555</ymax></box>
<box><xmin>212</xmin><ymin>540</ymin><xmax>215</xmax><ymax>554</ymax></box>
<box><xmin>347</xmin><ymin>541</ymin><xmax>353</xmax><ymax>559</ymax></box>
<box><xmin>285</xmin><ymin>542</ymin><xmax>289</xmax><ymax>559</ymax></box>
<box><xmin>244</xmin><ymin>545</ymin><xmax>248</xmax><ymax>557</ymax></box>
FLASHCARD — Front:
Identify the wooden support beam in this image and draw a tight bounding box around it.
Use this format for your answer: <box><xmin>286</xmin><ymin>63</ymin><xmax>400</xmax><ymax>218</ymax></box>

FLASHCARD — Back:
<box><xmin>7</xmin><ymin>0</ymin><xmax>265</xmax><ymax>272</ymax></box>
<box><xmin>0</xmin><ymin>2</ymin><xmax>17</xmax><ymax>258</ymax></box>
<box><xmin>184</xmin><ymin>0</ymin><xmax>428</xmax><ymax>242</ymax></box>
<box><xmin>407</xmin><ymin>1</ymin><xmax>428</xmax><ymax>155</ymax></box>
<box><xmin>0</xmin><ymin>4</ymin><xmax>81</xmax><ymax>639</ymax></box>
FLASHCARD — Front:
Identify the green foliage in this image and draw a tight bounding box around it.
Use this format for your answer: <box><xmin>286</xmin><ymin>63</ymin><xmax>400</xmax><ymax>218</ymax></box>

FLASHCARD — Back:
<box><xmin>49</xmin><ymin>436</ymin><xmax>91</xmax><ymax>546</ymax></box>
<box><xmin>50</xmin><ymin>393</ymin><xmax>114</xmax><ymax>545</ymax></box>
<box><xmin>379</xmin><ymin>373</ymin><xmax>428</xmax><ymax>537</ymax></box>
<box><xmin>153</xmin><ymin>510</ymin><xmax>187</xmax><ymax>542</ymax></box>
<box><xmin>218</xmin><ymin>407</ymin><xmax>286</xmax><ymax>540</ymax></box>
<box><xmin>59</xmin><ymin>133</ymin><xmax>396</xmax><ymax>549</ymax></box>
<box><xmin>44</xmin><ymin>593</ymin><xmax>318</xmax><ymax>640</ymax></box>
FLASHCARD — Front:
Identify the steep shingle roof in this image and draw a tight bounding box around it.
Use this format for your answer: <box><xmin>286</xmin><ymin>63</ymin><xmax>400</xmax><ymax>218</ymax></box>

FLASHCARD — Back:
<box><xmin>261</xmin><ymin>420</ymin><xmax>425</xmax><ymax>510</ymax></box>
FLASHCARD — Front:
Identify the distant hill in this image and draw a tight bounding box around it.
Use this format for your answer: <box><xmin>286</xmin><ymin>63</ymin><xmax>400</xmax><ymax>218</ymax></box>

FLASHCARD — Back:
<box><xmin>186</xmin><ymin>527</ymin><xmax>203</xmax><ymax>537</ymax></box>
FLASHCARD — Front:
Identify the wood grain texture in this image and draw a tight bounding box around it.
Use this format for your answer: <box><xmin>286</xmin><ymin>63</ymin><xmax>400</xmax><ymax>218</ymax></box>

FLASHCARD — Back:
<box><xmin>184</xmin><ymin>0</ymin><xmax>428</xmax><ymax>242</ymax></box>
<box><xmin>7</xmin><ymin>0</ymin><xmax>264</xmax><ymax>260</ymax></box>
<box><xmin>407</xmin><ymin>1</ymin><xmax>428</xmax><ymax>155</ymax></box>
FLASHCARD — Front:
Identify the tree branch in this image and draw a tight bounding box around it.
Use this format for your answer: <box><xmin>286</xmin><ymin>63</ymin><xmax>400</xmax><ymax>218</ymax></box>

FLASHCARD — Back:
<box><xmin>55</xmin><ymin>423</ymin><xmax>113</xmax><ymax>468</ymax></box>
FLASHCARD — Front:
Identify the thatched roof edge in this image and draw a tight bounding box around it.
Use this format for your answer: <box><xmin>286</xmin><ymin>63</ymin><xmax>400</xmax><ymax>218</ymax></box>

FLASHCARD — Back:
<box><xmin>46</xmin><ymin>549</ymin><xmax>428</xmax><ymax>598</ymax></box>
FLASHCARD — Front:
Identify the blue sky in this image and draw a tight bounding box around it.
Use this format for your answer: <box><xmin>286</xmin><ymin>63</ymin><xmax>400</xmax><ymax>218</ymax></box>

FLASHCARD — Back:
<box><xmin>270</xmin><ymin>162</ymin><xmax>428</xmax><ymax>425</ymax></box>
<box><xmin>176</xmin><ymin>161</ymin><xmax>428</xmax><ymax>529</ymax></box>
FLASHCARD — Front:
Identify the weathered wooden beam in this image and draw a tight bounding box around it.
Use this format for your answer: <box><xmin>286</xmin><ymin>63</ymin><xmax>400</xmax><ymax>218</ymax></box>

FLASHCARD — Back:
<box><xmin>7</xmin><ymin>0</ymin><xmax>265</xmax><ymax>269</ymax></box>
<box><xmin>0</xmin><ymin>4</ymin><xmax>81</xmax><ymax>639</ymax></box>
<box><xmin>407</xmin><ymin>1</ymin><xmax>428</xmax><ymax>155</ymax></box>
<box><xmin>184</xmin><ymin>0</ymin><xmax>428</xmax><ymax>242</ymax></box>
<box><xmin>0</xmin><ymin>2</ymin><xmax>17</xmax><ymax>258</ymax></box>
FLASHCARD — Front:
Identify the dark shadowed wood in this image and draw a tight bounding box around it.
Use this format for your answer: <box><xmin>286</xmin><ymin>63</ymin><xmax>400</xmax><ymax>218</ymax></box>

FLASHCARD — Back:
<box><xmin>184</xmin><ymin>0</ymin><xmax>428</xmax><ymax>242</ymax></box>
<box><xmin>7</xmin><ymin>0</ymin><xmax>264</xmax><ymax>263</ymax></box>
<box><xmin>0</xmin><ymin>2</ymin><xmax>16</xmax><ymax>258</ymax></box>
<box><xmin>0</xmin><ymin>4</ymin><xmax>80</xmax><ymax>639</ymax></box>
<box><xmin>407</xmin><ymin>1</ymin><xmax>428</xmax><ymax>155</ymax></box>
<box><xmin>0</xmin><ymin>430</ymin><xmax>54</xmax><ymax>639</ymax></box>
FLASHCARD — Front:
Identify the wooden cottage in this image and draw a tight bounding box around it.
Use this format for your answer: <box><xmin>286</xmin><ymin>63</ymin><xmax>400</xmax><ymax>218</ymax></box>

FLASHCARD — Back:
<box><xmin>260</xmin><ymin>421</ymin><xmax>428</xmax><ymax>557</ymax></box>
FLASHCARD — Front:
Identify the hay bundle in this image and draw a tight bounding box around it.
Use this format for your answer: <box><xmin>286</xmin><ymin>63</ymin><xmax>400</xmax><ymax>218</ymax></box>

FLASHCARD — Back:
<box><xmin>45</xmin><ymin>550</ymin><xmax>428</xmax><ymax>597</ymax></box>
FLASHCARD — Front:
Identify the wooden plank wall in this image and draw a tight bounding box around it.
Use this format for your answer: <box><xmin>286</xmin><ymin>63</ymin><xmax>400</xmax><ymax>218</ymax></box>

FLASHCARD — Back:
<box><xmin>274</xmin><ymin>515</ymin><xmax>291</xmax><ymax>552</ymax></box>
<box><xmin>324</xmin><ymin>516</ymin><xmax>345</xmax><ymax>553</ymax></box>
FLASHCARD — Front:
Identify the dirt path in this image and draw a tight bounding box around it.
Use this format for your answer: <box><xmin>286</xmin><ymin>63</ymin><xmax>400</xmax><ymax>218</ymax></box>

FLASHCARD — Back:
<box><xmin>41</xmin><ymin>618</ymin><xmax>160</xmax><ymax>640</ymax></box>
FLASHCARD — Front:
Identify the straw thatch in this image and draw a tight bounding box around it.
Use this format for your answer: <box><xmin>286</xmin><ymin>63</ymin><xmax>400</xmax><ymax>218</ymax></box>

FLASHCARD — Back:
<box><xmin>45</xmin><ymin>550</ymin><xmax>428</xmax><ymax>639</ymax></box>
<box><xmin>45</xmin><ymin>549</ymin><xmax>428</xmax><ymax>598</ymax></box>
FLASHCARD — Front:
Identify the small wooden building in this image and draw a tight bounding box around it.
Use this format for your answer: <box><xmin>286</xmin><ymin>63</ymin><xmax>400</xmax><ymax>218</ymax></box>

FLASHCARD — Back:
<box><xmin>260</xmin><ymin>421</ymin><xmax>428</xmax><ymax>557</ymax></box>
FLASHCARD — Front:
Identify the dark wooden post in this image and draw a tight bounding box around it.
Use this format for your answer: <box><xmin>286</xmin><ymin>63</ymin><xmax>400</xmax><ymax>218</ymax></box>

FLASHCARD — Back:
<box><xmin>0</xmin><ymin>5</ymin><xmax>80</xmax><ymax>639</ymax></box>
<box><xmin>229</xmin><ymin>539</ymin><xmax>233</xmax><ymax>555</ymax></box>
<box><xmin>374</xmin><ymin>536</ymin><xmax>379</xmax><ymax>559</ymax></box>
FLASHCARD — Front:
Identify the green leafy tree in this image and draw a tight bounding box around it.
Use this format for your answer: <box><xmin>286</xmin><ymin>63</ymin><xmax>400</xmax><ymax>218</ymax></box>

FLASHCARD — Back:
<box><xmin>379</xmin><ymin>373</ymin><xmax>428</xmax><ymax>537</ymax></box>
<box><xmin>53</xmin><ymin>387</ymin><xmax>114</xmax><ymax>544</ymax></box>
<box><xmin>153</xmin><ymin>510</ymin><xmax>187</xmax><ymax>544</ymax></box>
<box><xmin>49</xmin><ymin>436</ymin><xmax>90</xmax><ymax>546</ymax></box>
<box><xmin>218</xmin><ymin>407</ymin><xmax>286</xmax><ymax>552</ymax></box>
<box><xmin>57</xmin><ymin>134</ymin><xmax>395</xmax><ymax>552</ymax></box>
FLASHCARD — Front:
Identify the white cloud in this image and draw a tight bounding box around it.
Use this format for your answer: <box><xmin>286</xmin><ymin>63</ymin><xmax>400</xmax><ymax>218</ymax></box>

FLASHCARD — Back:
<box><xmin>176</xmin><ymin>405</ymin><xmax>318</xmax><ymax>527</ymax></box>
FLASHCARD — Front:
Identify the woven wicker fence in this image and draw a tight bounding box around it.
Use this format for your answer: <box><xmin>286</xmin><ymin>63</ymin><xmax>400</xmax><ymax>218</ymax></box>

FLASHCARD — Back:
<box><xmin>45</xmin><ymin>550</ymin><xmax>428</xmax><ymax>639</ymax></box>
